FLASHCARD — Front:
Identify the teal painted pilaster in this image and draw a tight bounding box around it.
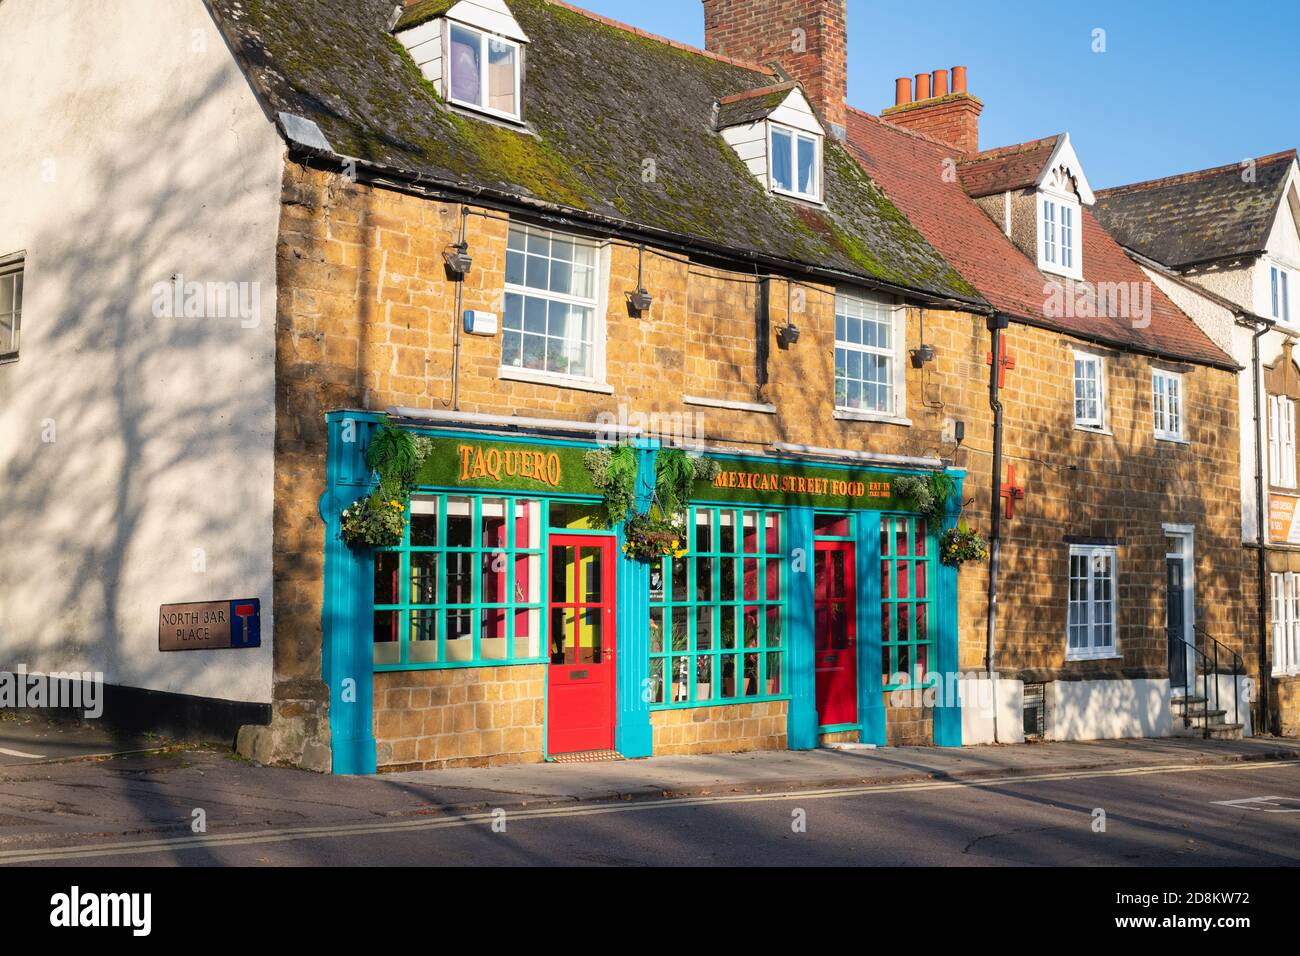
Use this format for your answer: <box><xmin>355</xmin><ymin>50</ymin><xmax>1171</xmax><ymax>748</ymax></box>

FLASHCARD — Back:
<box><xmin>933</xmin><ymin>472</ymin><xmax>964</xmax><ymax>747</ymax></box>
<box><xmin>856</xmin><ymin>512</ymin><xmax>886</xmax><ymax>746</ymax></box>
<box><xmin>615</xmin><ymin>439</ymin><xmax>658</xmax><ymax>759</ymax></box>
<box><xmin>321</xmin><ymin>411</ymin><xmax>383</xmax><ymax>775</ymax></box>
<box><xmin>786</xmin><ymin>507</ymin><xmax>818</xmax><ymax>749</ymax></box>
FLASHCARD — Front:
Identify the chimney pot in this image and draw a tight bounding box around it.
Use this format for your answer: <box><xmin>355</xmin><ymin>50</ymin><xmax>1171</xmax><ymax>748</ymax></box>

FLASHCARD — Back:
<box><xmin>894</xmin><ymin>77</ymin><xmax>913</xmax><ymax>107</ymax></box>
<box><xmin>914</xmin><ymin>72</ymin><xmax>931</xmax><ymax>100</ymax></box>
<box><xmin>952</xmin><ymin>65</ymin><xmax>968</xmax><ymax>94</ymax></box>
<box><xmin>931</xmin><ymin>69</ymin><xmax>949</xmax><ymax>98</ymax></box>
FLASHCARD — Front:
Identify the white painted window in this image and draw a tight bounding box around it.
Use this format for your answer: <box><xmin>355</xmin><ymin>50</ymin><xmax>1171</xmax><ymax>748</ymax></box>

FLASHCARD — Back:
<box><xmin>1073</xmin><ymin>351</ymin><xmax>1106</xmax><ymax>429</ymax></box>
<box><xmin>1272</xmin><ymin>265</ymin><xmax>1290</xmax><ymax>323</ymax></box>
<box><xmin>502</xmin><ymin>223</ymin><xmax>602</xmax><ymax>383</ymax></box>
<box><xmin>1269</xmin><ymin>394</ymin><xmax>1297</xmax><ymax>488</ymax></box>
<box><xmin>1152</xmin><ymin>368</ymin><xmax>1183</xmax><ymax>441</ymax></box>
<box><xmin>1043</xmin><ymin>200</ymin><xmax>1057</xmax><ymax>265</ymax></box>
<box><xmin>834</xmin><ymin>290</ymin><xmax>903</xmax><ymax>416</ymax></box>
<box><xmin>769</xmin><ymin>123</ymin><xmax>821</xmax><ymax>202</ymax></box>
<box><xmin>1067</xmin><ymin>544</ymin><xmax>1118</xmax><ymax>660</ymax></box>
<box><xmin>447</xmin><ymin>23</ymin><xmax>521</xmax><ymax>120</ymax></box>
<box><xmin>0</xmin><ymin>257</ymin><xmax>21</xmax><ymax>363</ymax></box>
<box><xmin>1037</xmin><ymin>172</ymin><xmax>1083</xmax><ymax>280</ymax></box>
<box><xmin>1270</xmin><ymin>572</ymin><xmax>1300</xmax><ymax>676</ymax></box>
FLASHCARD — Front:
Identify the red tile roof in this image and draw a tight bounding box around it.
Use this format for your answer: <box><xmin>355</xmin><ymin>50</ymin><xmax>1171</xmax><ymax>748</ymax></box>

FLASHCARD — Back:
<box><xmin>845</xmin><ymin>108</ymin><xmax>1235</xmax><ymax>369</ymax></box>
<box><xmin>958</xmin><ymin>136</ymin><xmax>1060</xmax><ymax>197</ymax></box>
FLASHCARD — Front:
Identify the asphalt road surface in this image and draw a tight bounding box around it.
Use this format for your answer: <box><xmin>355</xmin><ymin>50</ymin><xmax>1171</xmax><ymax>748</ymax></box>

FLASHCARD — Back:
<box><xmin>3</xmin><ymin>759</ymin><xmax>1296</xmax><ymax>867</ymax></box>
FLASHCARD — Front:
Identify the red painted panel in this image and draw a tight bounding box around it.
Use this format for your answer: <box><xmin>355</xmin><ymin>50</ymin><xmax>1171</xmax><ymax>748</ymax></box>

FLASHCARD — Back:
<box><xmin>547</xmin><ymin>535</ymin><xmax>617</xmax><ymax>754</ymax></box>
<box><xmin>814</xmin><ymin>540</ymin><xmax>858</xmax><ymax>727</ymax></box>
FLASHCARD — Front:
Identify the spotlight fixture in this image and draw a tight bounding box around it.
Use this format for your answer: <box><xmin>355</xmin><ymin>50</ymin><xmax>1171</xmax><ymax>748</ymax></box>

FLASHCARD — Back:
<box><xmin>443</xmin><ymin>241</ymin><xmax>473</xmax><ymax>276</ymax></box>
<box><xmin>911</xmin><ymin>343</ymin><xmax>936</xmax><ymax>367</ymax></box>
<box><xmin>777</xmin><ymin>323</ymin><xmax>801</xmax><ymax>347</ymax></box>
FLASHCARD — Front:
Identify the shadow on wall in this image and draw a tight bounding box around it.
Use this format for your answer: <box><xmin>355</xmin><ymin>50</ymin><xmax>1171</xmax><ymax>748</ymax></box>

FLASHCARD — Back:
<box><xmin>0</xmin><ymin>61</ymin><xmax>276</xmax><ymax>708</ymax></box>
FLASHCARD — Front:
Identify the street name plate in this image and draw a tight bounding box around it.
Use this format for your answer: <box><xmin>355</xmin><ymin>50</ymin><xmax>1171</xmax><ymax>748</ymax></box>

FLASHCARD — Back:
<box><xmin>159</xmin><ymin>599</ymin><xmax>261</xmax><ymax>651</ymax></box>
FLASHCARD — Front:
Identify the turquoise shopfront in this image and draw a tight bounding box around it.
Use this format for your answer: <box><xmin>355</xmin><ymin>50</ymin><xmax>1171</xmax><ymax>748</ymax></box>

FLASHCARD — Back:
<box><xmin>321</xmin><ymin>411</ymin><xmax>965</xmax><ymax>775</ymax></box>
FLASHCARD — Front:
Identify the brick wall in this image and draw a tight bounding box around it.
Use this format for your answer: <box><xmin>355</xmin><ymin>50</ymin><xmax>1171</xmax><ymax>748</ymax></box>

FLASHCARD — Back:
<box><xmin>650</xmin><ymin>701</ymin><xmax>787</xmax><ymax>755</ymax></box>
<box><xmin>884</xmin><ymin>704</ymin><xmax>934</xmax><ymax>746</ymax></box>
<box><xmin>702</xmin><ymin>0</ymin><xmax>847</xmax><ymax>132</ymax></box>
<box><xmin>374</xmin><ymin>665</ymin><xmax>546</xmax><ymax>770</ymax></box>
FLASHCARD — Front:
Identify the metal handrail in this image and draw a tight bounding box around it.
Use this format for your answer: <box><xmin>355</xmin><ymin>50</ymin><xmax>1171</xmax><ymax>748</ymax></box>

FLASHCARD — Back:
<box><xmin>1174</xmin><ymin>627</ymin><xmax>1243</xmax><ymax>730</ymax></box>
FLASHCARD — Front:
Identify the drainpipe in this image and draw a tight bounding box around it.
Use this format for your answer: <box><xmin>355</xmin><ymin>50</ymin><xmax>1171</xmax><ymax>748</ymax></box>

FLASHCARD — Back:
<box><xmin>986</xmin><ymin>312</ymin><xmax>1010</xmax><ymax>743</ymax></box>
<box><xmin>449</xmin><ymin>206</ymin><xmax>468</xmax><ymax>411</ymax></box>
<box><xmin>1242</xmin><ymin>316</ymin><xmax>1273</xmax><ymax>734</ymax></box>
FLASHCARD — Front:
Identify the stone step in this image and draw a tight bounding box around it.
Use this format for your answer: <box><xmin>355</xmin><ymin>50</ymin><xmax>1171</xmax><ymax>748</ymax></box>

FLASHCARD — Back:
<box><xmin>1204</xmin><ymin>723</ymin><xmax>1244</xmax><ymax>741</ymax></box>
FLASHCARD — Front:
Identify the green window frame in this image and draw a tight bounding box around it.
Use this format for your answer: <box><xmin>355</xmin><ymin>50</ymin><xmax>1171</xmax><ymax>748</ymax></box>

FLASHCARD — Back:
<box><xmin>373</xmin><ymin>493</ymin><xmax>548</xmax><ymax>669</ymax></box>
<box><xmin>649</xmin><ymin>506</ymin><xmax>787</xmax><ymax>708</ymax></box>
<box><xmin>881</xmin><ymin>514</ymin><xmax>936</xmax><ymax>691</ymax></box>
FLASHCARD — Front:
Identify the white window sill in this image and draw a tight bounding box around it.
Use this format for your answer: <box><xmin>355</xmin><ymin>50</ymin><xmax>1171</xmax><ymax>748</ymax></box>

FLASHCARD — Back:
<box><xmin>447</xmin><ymin>97</ymin><xmax>525</xmax><ymax>128</ymax></box>
<box><xmin>1074</xmin><ymin>423</ymin><xmax>1111</xmax><ymax>436</ymax></box>
<box><xmin>683</xmin><ymin>394</ymin><xmax>776</xmax><ymax>414</ymax></box>
<box><xmin>1271</xmin><ymin>667</ymin><xmax>1300</xmax><ymax>679</ymax></box>
<box><xmin>1155</xmin><ymin>433</ymin><xmax>1189</xmax><ymax>445</ymax></box>
<box><xmin>1065</xmin><ymin>652</ymin><xmax>1122</xmax><ymax>663</ymax></box>
<box><xmin>498</xmin><ymin>366</ymin><xmax>614</xmax><ymax>394</ymax></box>
<box><xmin>834</xmin><ymin>408</ymin><xmax>913</xmax><ymax>427</ymax></box>
<box><xmin>770</xmin><ymin>186</ymin><xmax>825</xmax><ymax>207</ymax></box>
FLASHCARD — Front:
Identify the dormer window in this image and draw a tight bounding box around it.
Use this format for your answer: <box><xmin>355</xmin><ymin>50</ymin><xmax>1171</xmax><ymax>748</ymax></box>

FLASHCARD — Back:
<box><xmin>394</xmin><ymin>1</ymin><xmax>530</xmax><ymax>125</ymax></box>
<box><xmin>717</xmin><ymin>83</ymin><xmax>825</xmax><ymax>206</ymax></box>
<box><xmin>448</xmin><ymin>25</ymin><xmax>520</xmax><ymax>119</ymax></box>
<box><xmin>770</xmin><ymin>123</ymin><xmax>821</xmax><ymax>201</ymax></box>
<box><xmin>1038</xmin><ymin>171</ymin><xmax>1083</xmax><ymax>279</ymax></box>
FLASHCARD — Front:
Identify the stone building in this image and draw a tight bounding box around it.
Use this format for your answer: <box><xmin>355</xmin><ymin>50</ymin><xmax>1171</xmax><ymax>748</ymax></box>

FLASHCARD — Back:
<box><xmin>0</xmin><ymin>0</ymin><xmax>1258</xmax><ymax>772</ymax></box>
<box><xmin>1095</xmin><ymin>150</ymin><xmax>1300</xmax><ymax>735</ymax></box>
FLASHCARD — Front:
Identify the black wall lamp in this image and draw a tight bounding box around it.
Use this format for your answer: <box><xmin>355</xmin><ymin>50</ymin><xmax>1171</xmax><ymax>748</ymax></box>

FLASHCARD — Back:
<box><xmin>629</xmin><ymin>244</ymin><xmax>654</xmax><ymax>315</ymax></box>
<box><xmin>911</xmin><ymin>307</ymin><xmax>937</xmax><ymax>366</ymax></box>
<box><xmin>777</xmin><ymin>322</ymin><xmax>801</xmax><ymax>347</ymax></box>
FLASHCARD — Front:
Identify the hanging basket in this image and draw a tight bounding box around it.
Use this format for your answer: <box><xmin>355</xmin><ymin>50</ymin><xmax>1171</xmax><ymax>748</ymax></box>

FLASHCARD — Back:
<box><xmin>940</xmin><ymin>525</ymin><xmax>989</xmax><ymax>567</ymax></box>
<box><xmin>622</xmin><ymin>511</ymin><xmax>687</xmax><ymax>562</ymax></box>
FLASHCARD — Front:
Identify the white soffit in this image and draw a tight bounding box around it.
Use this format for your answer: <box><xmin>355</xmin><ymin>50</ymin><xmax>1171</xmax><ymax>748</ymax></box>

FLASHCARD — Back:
<box><xmin>445</xmin><ymin>0</ymin><xmax>530</xmax><ymax>43</ymax></box>
<box><xmin>1037</xmin><ymin>132</ymin><xmax>1095</xmax><ymax>206</ymax></box>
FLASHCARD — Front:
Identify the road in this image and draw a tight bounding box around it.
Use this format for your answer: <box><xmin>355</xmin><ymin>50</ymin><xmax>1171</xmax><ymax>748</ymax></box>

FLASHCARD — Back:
<box><xmin>2</xmin><ymin>759</ymin><xmax>1296</xmax><ymax>866</ymax></box>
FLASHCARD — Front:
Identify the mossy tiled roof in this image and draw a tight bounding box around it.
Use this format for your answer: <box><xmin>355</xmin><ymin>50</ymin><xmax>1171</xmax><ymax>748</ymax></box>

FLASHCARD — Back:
<box><xmin>208</xmin><ymin>0</ymin><xmax>983</xmax><ymax>304</ymax></box>
<box><xmin>1094</xmin><ymin>151</ymin><xmax>1297</xmax><ymax>269</ymax></box>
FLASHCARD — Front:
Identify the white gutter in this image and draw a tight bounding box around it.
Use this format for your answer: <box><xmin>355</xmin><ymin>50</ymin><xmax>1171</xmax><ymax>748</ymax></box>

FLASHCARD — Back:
<box><xmin>770</xmin><ymin>442</ymin><xmax>945</xmax><ymax>470</ymax></box>
<box><xmin>387</xmin><ymin>406</ymin><xmax>643</xmax><ymax>437</ymax></box>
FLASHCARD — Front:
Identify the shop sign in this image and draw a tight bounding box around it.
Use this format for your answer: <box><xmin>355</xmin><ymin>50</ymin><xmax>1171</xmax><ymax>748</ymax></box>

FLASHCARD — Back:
<box><xmin>695</xmin><ymin>461</ymin><xmax>904</xmax><ymax>510</ymax></box>
<box><xmin>417</xmin><ymin>436</ymin><xmax>601</xmax><ymax>497</ymax></box>
<box><xmin>159</xmin><ymin>599</ymin><xmax>261</xmax><ymax>651</ymax></box>
<box><xmin>1269</xmin><ymin>493</ymin><xmax>1300</xmax><ymax>545</ymax></box>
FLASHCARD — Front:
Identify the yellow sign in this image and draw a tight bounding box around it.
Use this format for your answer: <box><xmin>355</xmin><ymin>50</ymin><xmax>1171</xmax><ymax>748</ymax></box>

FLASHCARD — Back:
<box><xmin>457</xmin><ymin>444</ymin><xmax>562</xmax><ymax>488</ymax></box>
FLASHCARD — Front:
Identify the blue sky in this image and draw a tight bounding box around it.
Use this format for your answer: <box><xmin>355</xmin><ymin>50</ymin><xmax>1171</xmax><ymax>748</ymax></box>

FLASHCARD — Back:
<box><xmin>576</xmin><ymin>0</ymin><xmax>1299</xmax><ymax>187</ymax></box>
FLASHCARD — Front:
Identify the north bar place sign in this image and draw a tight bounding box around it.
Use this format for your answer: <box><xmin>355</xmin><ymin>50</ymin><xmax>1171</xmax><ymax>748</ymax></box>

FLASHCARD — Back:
<box><xmin>158</xmin><ymin>599</ymin><xmax>262</xmax><ymax>651</ymax></box>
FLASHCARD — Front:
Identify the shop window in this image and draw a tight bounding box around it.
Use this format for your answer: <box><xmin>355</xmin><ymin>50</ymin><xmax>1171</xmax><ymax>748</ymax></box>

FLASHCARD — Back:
<box><xmin>1270</xmin><ymin>572</ymin><xmax>1300</xmax><ymax>677</ymax></box>
<box><xmin>880</xmin><ymin>515</ymin><xmax>936</xmax><ymax>690</ymax></box>
<box><xmin>373</xmin><ymin>495</ymin><xmax>545</xmax><ymax>667</ymax></box>
<box><xmin>548</xmin><ymin>501</ymin><xmax>606</xmax><ymax>530</ymax></box>
<box><xmin>814</xmin><ymin>512</ymin><xmax>854</xmax><ymax>539</ymax></box>
<box><xmin>1066</xmin><ymin>544</ymin><xmax>1117</xmax><ymax>660</ymax></box>
<box><xmin>648</xmin><ymin>508</ymin><xmax>785</xmax><ymax>707</ymax></box>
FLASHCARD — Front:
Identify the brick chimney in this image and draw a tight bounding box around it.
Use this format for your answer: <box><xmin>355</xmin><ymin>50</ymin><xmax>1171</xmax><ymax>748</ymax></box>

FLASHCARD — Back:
<box><xmin>702</xmin><ymin>0</ymin><xmax>848</xmax><ymax>138</ymax></box>
<box><xmin>881</xmin><ymin>66</ymin><xmax>983</xmax><ymax>154</ymax></box>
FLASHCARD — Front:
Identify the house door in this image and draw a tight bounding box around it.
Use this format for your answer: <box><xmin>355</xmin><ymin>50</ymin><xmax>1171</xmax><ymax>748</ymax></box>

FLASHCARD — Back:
<box><xmin>547</xmin><ymin>535</ymin><xmax>617</xmax><ymax>754</ymax></box>
<box><xmin>814</xmin><ymin>540</ymin><xmax>857</xmax><ymax>726</ymax></box>
<box><xmin>1166</xmin><ymin>557</ymin><xmax>1191</xmax><ymax>692</ymax></box>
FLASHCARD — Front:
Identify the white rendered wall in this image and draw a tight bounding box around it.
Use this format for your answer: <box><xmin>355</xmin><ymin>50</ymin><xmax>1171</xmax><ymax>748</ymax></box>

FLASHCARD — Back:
<box><xmin>0</xmin><ymin>0</ymin><xmax>284</xmax><ymax>704</ymax></box>
<box><xmin>959</xmin><ymin>677</ymin><xmax>1025</xmax><ymax>745</ymax></box>
<box><xmin>1045</xmin><ymin>679</ymin><xmax>1173</xmax><ymax>741</ymax></box>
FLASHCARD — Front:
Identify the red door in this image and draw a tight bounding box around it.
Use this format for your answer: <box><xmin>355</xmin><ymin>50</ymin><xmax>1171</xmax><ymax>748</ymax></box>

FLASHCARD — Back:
<box><xmin>814</xmin><ymin>541</ymin><xmax>858</xmax><ymax>726</ymax></box>
<box><xmin>547</xmin><ymin>535</ymin><xmax>617</xmax><ymax>754</ymax></box>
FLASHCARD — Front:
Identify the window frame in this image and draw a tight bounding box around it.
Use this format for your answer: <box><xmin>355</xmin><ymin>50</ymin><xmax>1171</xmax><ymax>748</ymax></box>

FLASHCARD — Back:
<box><xmin>833</xmin><ymin>289</ymin><xmax>906</xmax><ymax>420</ymax></box>
<box><xmin>1269</xmin><ymin>393</ymin><xmax>1298</xmax><ymax>489</ymax></box>
<box><xmin>1038</xmin><ymin>193</ymin><xmax>1083</xmax><ymax>279</ymax></box>
<box><xmin>444</xmin><ymin>21</ymin><xmax>523</xmax><ymax>123</ymax></box>
<box><xmin>1065</xmin><ymin>543</ymin><xmax>1120</xmax><ymax>662</ymax></box>
<box><xmin>501</xmin><ymin>222</ymin><xmax>607</xmax><ymax>389</ymax></box>
<box><xmin>0</xmin><ymin>255</ymin><xmax>23</xmax><ymax>364</ymax></box>
<box><xmin>1073</xmin><ymin>350</ymin><xmax>1107</xmax><ymax>431</ymax></box>
<box><xmin>1152</xmin><ymin>368</ymin><xmax>1184</xmax><ymax>442</ymax></box>
<box><xmin>880</xmin><ymin>514</ymin><xmax>938</xmax><ymax>692</ymax></box>
<box><xmin>372</xmin><ymin>493</ymin><xmax>549</xmax><ymax>670</ymax></box>
<box><xmin>1270</xmin><ymin>571</ymin><xmax>1300</xmax><ymax>677</ymax></box>
<box><xmin>1272</xmin><ymin>264</ymin><xmax>1291</xmax><ymax>324</ymax></box>
<box><xmin>767</xmin><ymin>121</ymin><xmax>822</xmax><ymax>203</ymax></box>
<box><xmin>648</xmin><ymin>506</ymin><xmax>789</xmax><ymax>709</ymax></box>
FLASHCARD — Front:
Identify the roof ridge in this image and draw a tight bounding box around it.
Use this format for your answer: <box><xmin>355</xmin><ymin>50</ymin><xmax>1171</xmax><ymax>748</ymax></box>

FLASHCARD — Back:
<box><xmin>961</xmin><ymin>135</ymin><xmax>1061</xmax><ymax>165</ymax></box>
<box><xmin>545</xmin><ymin>0</ymin><xmax>777</xmax><ymax>76</ymax></box>
<box><xmin>846</xmin><ymin>105</ymin><xmax>957</xmax><ymax>154</ymax></box>
<box><xmin>1097</xmin><ymin>149</ymin><xmax>1298</xmax><ymax>196</ymax></box>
